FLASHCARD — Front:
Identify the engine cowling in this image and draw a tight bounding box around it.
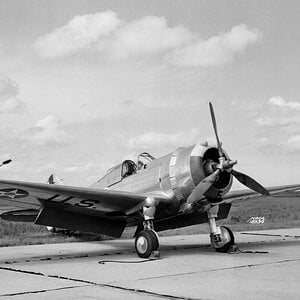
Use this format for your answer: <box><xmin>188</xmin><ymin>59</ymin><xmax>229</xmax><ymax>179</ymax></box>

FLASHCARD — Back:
<box><xmin>169</xmin><ymin>143</ymin><xmax>232</xmax><ymax>204</ymax></box>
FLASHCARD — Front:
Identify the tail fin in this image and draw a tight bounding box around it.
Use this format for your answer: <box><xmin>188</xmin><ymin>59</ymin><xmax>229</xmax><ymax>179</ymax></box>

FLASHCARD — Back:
<box><xmin>47</xmin><ymin>174</ymin><xmax>64</xmax><ymax>185</ymax></box>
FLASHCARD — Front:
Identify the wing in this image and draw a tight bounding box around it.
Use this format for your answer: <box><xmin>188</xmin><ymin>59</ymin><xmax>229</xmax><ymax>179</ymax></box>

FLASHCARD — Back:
<box><xmin>0</xmin><ymin>179</ymin><xmax>171</xmax><ymax>237</ymax></box>
<box><xmin>223</xmin><ymin>184</ymin><xmax>300</xmax><ymax>203</ymax></box>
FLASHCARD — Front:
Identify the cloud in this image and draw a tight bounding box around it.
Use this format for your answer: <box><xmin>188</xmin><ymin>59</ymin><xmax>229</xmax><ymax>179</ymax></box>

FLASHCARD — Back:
<box><xmin>109</xmin><ymin>16</ymin><xmax>193</xmax><ymax>58</ymax></box>
<box><xmin>34</xmin><ymin>12</ymin><xmax>260</xmax><ymax>67</ymax></box>
<box><xmin>286</xmin><ymin>135</ymin><xmax>300</xmax><ymax>150</ymax></box>
<box><xmin>123</xmin><ymin>128</ymin><xmax>201</xmax><ymax>150</ymax></box>
<box><xmin>255</xmin><ymin>97</ymin><xmax>300</xmax><ymax>153</ymax></box>
<box><xmin>34</xmin><ymin>11</ymin><xmax>190</xmax><ymax>59</ymax></box>
<box><xmin>0</xmin><ymin>74</ymin><xmax>26</xmax><ymax>113</ymax></box>
<box><xmin>34</xmin><ymin>12</ymin><xmax>193</xmax><ymax>59</ymax></box>
<box><xmin>256</xmin><ymin>134</ymin><xmax>300</xmax><ymax>154</ymax></box>
<box><xmin>256</xmin><ymin>96</ymin><xmax>300</xmax><ymax>129</ymax></box>
<box><xmin>34</xmin><ymin>11</ymin><xmax>120</xmax><ymax>58</ymax></box>
<box><xmin>167</xmin><ymin>24</ymin><xmax>262</xmax><ymax>67</ymax></box>
<box><xmin>256</xmin><ymin>96</ymin><xmax>300</xmax><ymax>128</ymax></box>
<box><xmin>256</xmin><ymin>116</ymin><xmax>300</xmax><ymax>127</ymax></box>
<box><xmin>269</xmin><ymin>96</ymin><xmax>300</xmax><ymax>110</ymax></box>
<box><xmin>22</xmin><ymin>115</ymin><xmax>71</xmax><ymax>146</ymax></box>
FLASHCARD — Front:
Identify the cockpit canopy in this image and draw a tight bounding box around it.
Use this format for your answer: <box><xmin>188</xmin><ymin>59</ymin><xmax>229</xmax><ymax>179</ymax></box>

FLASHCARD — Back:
<box><xmin>105</xmin><ymin>152</ymin><xmax>155</xmax><ymax>187</ymax></box>
<box><xmin>137</xmin><ymin>152</ymin><xmax>155</xmax><ymax>170</ymax></box>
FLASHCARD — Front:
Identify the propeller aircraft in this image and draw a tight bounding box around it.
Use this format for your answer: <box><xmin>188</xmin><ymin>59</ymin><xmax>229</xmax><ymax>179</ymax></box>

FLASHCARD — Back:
<box><xmin>0</xmin><ymin>103</ymin><xmax>299</xmax><ymax>258</ymax></box>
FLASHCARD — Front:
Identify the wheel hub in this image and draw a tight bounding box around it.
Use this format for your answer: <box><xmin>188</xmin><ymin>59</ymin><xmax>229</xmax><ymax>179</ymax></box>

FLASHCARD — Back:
<box><xmin>136</xmin><ymin>236</ymin><xmax>148</xmax><ymax>254</ymax></box>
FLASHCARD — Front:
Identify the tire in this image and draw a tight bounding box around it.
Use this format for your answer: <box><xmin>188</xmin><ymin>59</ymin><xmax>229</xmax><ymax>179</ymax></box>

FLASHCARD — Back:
<box><xmin>135</xmin><ymin>230</ymin><xmax>159</xmax><ymax>258</ymax></box>
<box><xmin>213</xmin><ymin>226</ymin><xmax>235</xmax><ymax>253</ymax></box>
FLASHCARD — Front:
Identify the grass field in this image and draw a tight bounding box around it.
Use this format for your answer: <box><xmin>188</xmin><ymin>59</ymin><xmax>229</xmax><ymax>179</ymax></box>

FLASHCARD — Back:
<box><xmin>0</xmin><ymin>194</ymin><xmax>299</xmax><ymax>247</ymax></box>
<box><xmin>160</xmin><ymin>194</ymin><xmax>300</xmax><ymax>236</ymax></box>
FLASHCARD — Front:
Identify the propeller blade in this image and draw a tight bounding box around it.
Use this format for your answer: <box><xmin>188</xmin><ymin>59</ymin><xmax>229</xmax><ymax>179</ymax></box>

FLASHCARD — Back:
<box><xmin>231</xmin><ymin>169</ymin><xmax>269</xmax><ymax>195</ymax></box>
<box><xmin>209</xmin><ymin>102</ymin><xmax>223</xmax><ymax>157</ymax></box>
<box><xmin>2</xmin><ymin>159</ymin><xmax>12</xmax><ymax>165</ymax></box>
<box><xmin>187</xmin><ymin>169</ymin><xmax>220</xmax><ymax>205</ymax></box>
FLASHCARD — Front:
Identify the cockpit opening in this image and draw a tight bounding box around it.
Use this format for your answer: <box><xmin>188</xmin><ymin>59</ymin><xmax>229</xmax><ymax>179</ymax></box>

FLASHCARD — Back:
<box><xmin>122</xmin><ymin>160</ymin><xmax>137</xmax><ymax>178</ymax></box>
<box><xmin>137</xmin><ymin>152</ymin><xmax>155</xmax><ymax>170</ymax></box>
<box><xmin>98</xmin><ymin>152</ymin><xmax>156</xmax><ymax>187</ymax></box>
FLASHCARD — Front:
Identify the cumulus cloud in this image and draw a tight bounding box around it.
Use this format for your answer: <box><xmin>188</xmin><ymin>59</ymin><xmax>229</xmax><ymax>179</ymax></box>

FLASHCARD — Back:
<box><xmin>34</xmin><ymin>11</ymin><xmax>120</xmax><ymax>58</ymax></box>
<box><xmin>286</xmin><ymin>135</ymin><xmax>300</xmax><ymax>150</ymax></box>
<box><xmin>269</xmin><ymin>96</ymin><xmax>300</xmax><ymax>110</ymax></box>
<box><xmin>34</xmin><ymin>12</ymin><xmax>260</xmax><ymax>67</ymax></box>
<box><xmin>256</xmin><ymin>115</ymin><xmax>300</xmax><ymax>127</ymax></box>
<box><xmin>255</xmin><ymin>97</ymin><xmax>300</xmax><ymax>153</ymax></box>
<box><xmin>0</xmin><ymin>74</ymin><xmax>26</xmax><ymax>113</ymax></box>
<box><xmin>123</xmin><ymin>128</ymin><xmax>201</xmax><ymax>150</ymax></box>
<box><xmin>34</xmin><ymin>12</ymin><xmax>193</xmax><ymax>59</ymax></box>
<box><xmin>22</xmin><ymin>115</ymin><xmax>70</xmax><ymax>146</ymax></box>
<box><xmin>256</xmin><ymin>134</ymin><xmax>300</xmax><ymax>153</ymax></box>
<box><xmin>256</xmin><ymin>96</ymin><xmax>300</xmax><ymax>129</ymax></box>
<box><xmin>109</xmin><ymin>16</ymin><xmax>193</xmax><ymax>58</ymax></box>
<box><xmin>167</xmin><ymin>24</ymin><xmax>261</xmax><ymax>67</ymax></box>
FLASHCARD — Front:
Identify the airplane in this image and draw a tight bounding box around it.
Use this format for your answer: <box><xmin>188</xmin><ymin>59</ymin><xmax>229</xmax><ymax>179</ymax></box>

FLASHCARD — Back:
<box><xmin>0</xmin><ymin>102</ymin><xmax>299</xmax><ymax>258</ymax></box>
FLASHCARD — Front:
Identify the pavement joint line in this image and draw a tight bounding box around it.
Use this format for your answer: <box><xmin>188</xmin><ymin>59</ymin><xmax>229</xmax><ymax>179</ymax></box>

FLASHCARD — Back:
<box><xmin>0</xmin><ymin>266</ymin><xmax>196</xmax><ymax>300</ymax></box>
<box><xmin>0</xmin><ymin>285</ymin><xmax>84</xmax><ymax>297</ymax></box>
<box><xmin>0</xmin><ymin>245</ymin><xmax>210</xmax><ymax>265</ymax></box>
<box><xmin>1</xmin><ymin>252</ymin><xmax>132</xmax><ymax>265</ymax></box>
<box><xmin>136</xmin><ymin>258</ymin><xmax>300</xmax><ymax>281</ymax></box>
<box><xmin>241</xmin><ymin>233</ymin><xmax>300</xmax><ymax>238</ymax></box>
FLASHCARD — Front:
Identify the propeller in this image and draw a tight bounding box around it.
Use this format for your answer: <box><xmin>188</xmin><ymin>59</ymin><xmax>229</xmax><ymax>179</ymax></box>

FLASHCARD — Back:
<box><xmin>209</xmin><ymin>102</ymin><xmax>223</xmax><ymax>157</ymax></box>
<box><xmin>208</xmin><ymin>102</ymin><xmax>269</xmax><ymax>196</ymax></box>
<box><xmin>182</xmin><ymin>102</ymin><xmax>269</xmax><ymax>213</ymax></box>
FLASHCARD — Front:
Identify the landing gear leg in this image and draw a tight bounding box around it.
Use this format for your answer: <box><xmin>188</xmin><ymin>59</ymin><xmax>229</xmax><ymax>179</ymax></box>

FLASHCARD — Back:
<box><xmin>207</xmin><ymin>205</ymin><xmax>234</xmax><ymax>253</ymax></box>
<box><xmin>135</xmin><ymin>197</ymin><xmax>159</xmax><ymax>258</ymax></box>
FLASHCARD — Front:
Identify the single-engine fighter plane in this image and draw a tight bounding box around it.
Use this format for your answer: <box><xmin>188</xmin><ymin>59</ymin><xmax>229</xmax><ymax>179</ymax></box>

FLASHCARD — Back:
<box><xmin>0</xmin><ymin>103</ymin><xmax>299</xmax><ymax>258</ymax></box>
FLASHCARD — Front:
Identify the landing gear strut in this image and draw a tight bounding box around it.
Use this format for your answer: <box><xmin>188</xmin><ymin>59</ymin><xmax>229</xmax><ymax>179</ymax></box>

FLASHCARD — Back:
<box><xmin>207</xmin><ymin>205</ymin><xmax>234</xmax><ymax>252</ymax></box>
<box><xmin>134</xmin><ymin>197</ymin><xmax>159</xmax><ymax>258</ymax></box>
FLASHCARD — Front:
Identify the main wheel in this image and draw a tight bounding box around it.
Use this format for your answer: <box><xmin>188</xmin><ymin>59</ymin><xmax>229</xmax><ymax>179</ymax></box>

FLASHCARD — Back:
<box><xmin>210</xmin><ymin>226</ymin><xmax>235</xmax><ymax>253</ymax></box>
<box><xmin>135</xmin><ymin>229</ymin><xmax>159</xmax><ymax>258</ymax></box>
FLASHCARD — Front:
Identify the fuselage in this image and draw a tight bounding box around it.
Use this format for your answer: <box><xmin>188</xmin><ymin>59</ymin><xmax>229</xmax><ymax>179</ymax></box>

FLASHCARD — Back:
<box><xmin>92</xmin><ymin>142</ymin><xmax>233</xmax><ymax>217</ymax></box>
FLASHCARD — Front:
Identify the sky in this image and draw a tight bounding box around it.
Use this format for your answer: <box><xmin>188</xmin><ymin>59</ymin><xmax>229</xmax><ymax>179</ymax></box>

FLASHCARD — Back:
<box><xmin>0</xmin><ymin>0</ymin><xmax>299</xmax><ymax>188</ymax></box>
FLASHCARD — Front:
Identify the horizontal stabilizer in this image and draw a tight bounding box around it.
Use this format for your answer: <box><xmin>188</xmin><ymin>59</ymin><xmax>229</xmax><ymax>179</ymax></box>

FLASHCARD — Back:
<box><xmin>1</xmin><ymin>209</ymin><xmax>40</xmax><ymax>222</ymax></box>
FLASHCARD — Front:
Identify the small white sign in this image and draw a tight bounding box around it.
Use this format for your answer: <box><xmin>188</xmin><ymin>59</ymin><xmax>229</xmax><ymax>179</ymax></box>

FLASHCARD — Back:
<box><xmin>247</xmin><ymin>216</ymin><xmax>265</xmax><ymax>224</ymax></box>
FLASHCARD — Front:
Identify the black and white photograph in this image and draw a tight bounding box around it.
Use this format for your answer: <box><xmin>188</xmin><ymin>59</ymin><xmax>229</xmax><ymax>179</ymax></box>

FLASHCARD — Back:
<box><xmin>0</xmin><ymin>0</ymin><xmax>299</xmax><ymax>299</ymax></box>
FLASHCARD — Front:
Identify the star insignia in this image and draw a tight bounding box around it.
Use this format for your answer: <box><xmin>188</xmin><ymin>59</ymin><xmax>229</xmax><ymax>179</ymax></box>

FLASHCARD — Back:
<box><xmin>0</xmin><ymin>188</ymin><xmax>28</xmax><ymax>199</ymax></box>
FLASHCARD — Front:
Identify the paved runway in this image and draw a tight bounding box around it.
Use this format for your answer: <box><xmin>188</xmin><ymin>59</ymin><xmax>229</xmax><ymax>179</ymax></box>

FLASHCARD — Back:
<box><xmin>0</xmin><ymin>228</ymin><xmax>299</xmax><ymax>299</ymax></box>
